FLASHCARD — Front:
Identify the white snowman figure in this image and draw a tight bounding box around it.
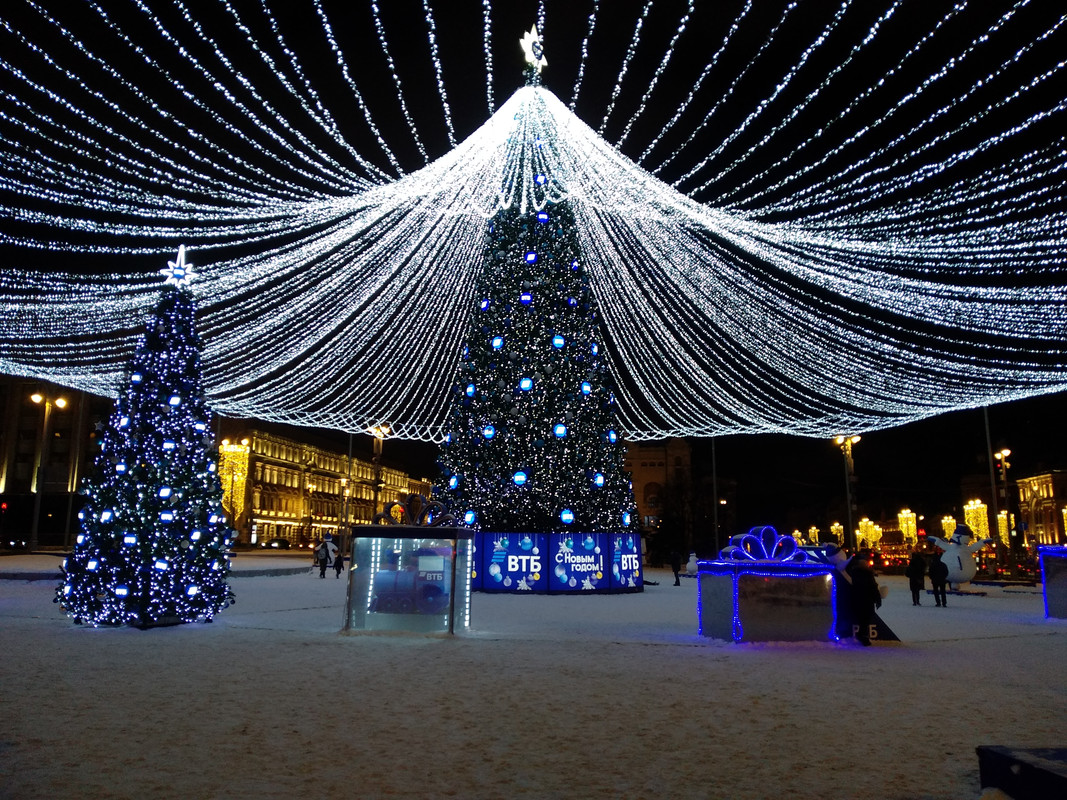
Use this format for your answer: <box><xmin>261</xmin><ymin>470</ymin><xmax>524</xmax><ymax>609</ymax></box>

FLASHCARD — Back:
<box><xmin>926</xmin><ymin>524</ymin><xmax>994</xmax><ymax>589</ymax></box>
<box><xmin>686</xmin><ymin>553</ymin><xmax>699</xmax><ymax>575</ymax></box>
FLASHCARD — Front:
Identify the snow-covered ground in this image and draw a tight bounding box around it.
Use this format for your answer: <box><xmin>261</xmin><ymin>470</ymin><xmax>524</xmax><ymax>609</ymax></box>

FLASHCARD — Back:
<box><xmin>1</xmin><ymin>553</ymin><xmax>1062</xmax><ymax>799</ymax></box>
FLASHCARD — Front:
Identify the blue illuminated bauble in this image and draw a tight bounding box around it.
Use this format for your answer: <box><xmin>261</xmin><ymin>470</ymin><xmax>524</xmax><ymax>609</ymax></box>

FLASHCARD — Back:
<box><xmin>464</xmin><ymin>510</ymin><xmax>477</xmax><ymax>525</ymax></box>
<box><xmin>168</xmin><ymin>394</ymin><xmax>181</xmax><ymax>406</ymax></box>
<box><xmin>593</xmin><ymin>473</ymin><xmax>605</xmax><ymax>487</ymax></box>
<box><xmin>571</xmin><ymin>259</ymin><xmax>579</xmax><ymax>271</ymax></box>
<box><xmin>491</xmin><ymin>336</ymin><xmax>504</xmax><ymax>350</ymax></box>
<box><xmin>444</xmin><ymin>433</ymin><xmax>452</xmax><ymax>444</ymax></box>
<box><xmin>123</xmin><ymin>534</ymin><xmax>137</xmax><ymax>545</ymax></box>
<box><xmin>163</xmin><ymin>439</ymin><xmax>177</xmax><ymax>450</ymax></box>
<box><xmin>115</xmin><ymin>463</ymin><xmax>126</xmax><ymax>473</ymax></box>
<box><xmin>591</xmin><ymin>343</ymin><xmax>599</xmax><ymax>355</ymax></box>
<box><xmin>158</xmin><ymin>486</ymin><xmax>172</xmax><ymax>498</ymax></box>
<box><xmin>480</xmin><ymin>299</ymin><xmax>490</xmax><ymax>310</ymax></box>
<box><xmin>535</xmin><ymin>174</ymin><xmax>547</xmax><ymax>185</ymax></box>
<box><xmin>536</xmin><ymin>211</ymin><xmax>549</xmax><ymax>222</ymax></box>
<box><xmin>622</xmin><ymin>512</ymin><xmax>632</xmax><ymax>526</ymax></box>
<box><xmin>519</xmin><ymin>292</ymin><xmax>532</xmax><ymax>305</ymax></box>
<box><xmin>567</xmin><ymin>297</ymin><xmax>577</xmax><ymax>307</ymax></box>
<box><xmin>512</xmin><ymin>471</ymin><xmax>528</xmax><ymax>486</ymax></box>
<box><xmin>525</xmin><ymin>251</ymin><xmax>537</xmax><ymax>263</ymax></box>
<box><xmin>552</xmin><ymin>335</ymin><xmax>565</xmax><ymax>348</ymax></box>
<box><xmin>607</xmin><ymin>430</ymin><xmax>618</xmax><ymax>443</ymax></box>
<box><xmin>560</xmin><ymin>509</ymin><xmax>575</xmax><ymax>525</ymax></box>
<box><xmin>553</xmin><ymin>424</ymin><xmax>567</xmax><ymax>438</ymax></box>
<box><xmin>465</xmin><ymin>383</ymin><xmax>476</xmax><ymax>397</ymax></box>
<box><xmin>115</xmin><ymin>585</ymin><xmax>129</xmax><ymax>597</ymax></box>
<box><xmin>482</xmin><ymin>424</ymin><xmax>496</xmax><ymax>439</ymax></box>
<box><xmin>519</xmin><ymin>377</ymin><xmax>533</xmax><ymax>391</ymax></box>
<box><xmin>194</xmin><ymin>421</ymin><xmax>207</xmax><ymax>432</ymax></box>
<box><xmin>448</xmin><ymin>475</ymin><xmax>459</xmax><ymax>489</ymax></box>
<box><xmin>130</xmin><ymin>373</ymin><xmax>142</xmax><ymax>383</ymax></box>
<box><xmin>581</xmin><ymin>381</ymin><xmax>592</xmax><ymax>395</ymax></box>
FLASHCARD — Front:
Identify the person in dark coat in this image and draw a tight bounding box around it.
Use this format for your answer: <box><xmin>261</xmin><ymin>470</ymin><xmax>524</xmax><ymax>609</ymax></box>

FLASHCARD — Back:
<box><xmin>929</xmin><ymin>551</ymin><xmax>949</xmax><ymax>607</ymax></box>
<box><xmin>846</xmin><ymin>549</ymin><xmax>882</xmax><ymax>645</ymax></box>
<box><xmin>904</xmin><ymin>550</ymin><xmax>926</xmax><ymax>606</ymax></box>
<box><xmin>333</xmin><ymin>550</ymin><xmax>345</xmax><ymax>579</ymax></box>
<box><xmin>669</xmin><ymin>551</ymin><xmax>682</xmax><ymax>586</ymax></box>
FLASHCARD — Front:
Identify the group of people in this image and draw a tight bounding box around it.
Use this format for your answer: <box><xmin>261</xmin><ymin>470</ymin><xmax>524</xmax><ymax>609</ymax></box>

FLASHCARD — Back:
<box><xmin>905</xmin><ymin>549</ymin><xmax>949</xmax><ymax>607</ymax></box>
<box><xmin>845</xmin><ymin>544</ymin><xmax>950</xmax><ymax>647</ymax></box>
<box><xmin>313</xmin><ymin>534</ymin><xmax>345</xmax><ymax>579</ymax></box>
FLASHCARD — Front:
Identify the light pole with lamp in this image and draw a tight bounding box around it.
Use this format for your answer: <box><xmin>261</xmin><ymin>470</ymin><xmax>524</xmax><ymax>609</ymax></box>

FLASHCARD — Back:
<box><xmin>369</xmin><ymin>425</ymin><xmax>390</xmax><ymax>520</ymax></box>
<box><xmin>30</xmin><ymin>391</ymin><xmax>68</xmax><ymax>552</ymax></box>
<box><xmin>834</xmin><ymin>435</ymin><xmax>861</xmax><ymax>553</ymax></box>
<box><xmin>994</xmin><ymin>448</ymin><xmax>1016</xmax><ymax>567</ymax></box>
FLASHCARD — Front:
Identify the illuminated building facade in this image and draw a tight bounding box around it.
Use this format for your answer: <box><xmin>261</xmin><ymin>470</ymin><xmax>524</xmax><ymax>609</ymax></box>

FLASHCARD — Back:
<box><xmin>217</xmin><ymin>427</ymin><xmax>433</xmax><ymax>547</ymax></box>
<box><xmin>1016</xmin><ymin>471</ymin><xmax>1067</xmax><ymax>546</ymax></box>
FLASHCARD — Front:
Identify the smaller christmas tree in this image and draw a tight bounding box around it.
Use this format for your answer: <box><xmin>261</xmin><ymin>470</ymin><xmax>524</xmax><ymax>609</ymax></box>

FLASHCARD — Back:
<box><xmin>57</xmin><ymin>247</ymin><xmax>235</xmax><ymax>627</ymax></box>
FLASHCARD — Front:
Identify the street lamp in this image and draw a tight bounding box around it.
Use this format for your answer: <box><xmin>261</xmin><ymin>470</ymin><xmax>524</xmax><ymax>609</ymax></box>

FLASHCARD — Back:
<box><xmin>30</xmin><ymin>391</ymin><xmax>68</xmax><ymax>551</ymax></box>
<box><xmin>368</xmin><ymin>424</ymin><xmax>390</xmax><ymax>520</ymax></box>
<box><xmin>834</xmin><ymin>434</ymin><xmax>861</xmax><ymax>552</ymax></box>
<box><xmin>994</xmin><ymin>448</ymin><xmax>1016</xmax><ymax>560</ymax></box>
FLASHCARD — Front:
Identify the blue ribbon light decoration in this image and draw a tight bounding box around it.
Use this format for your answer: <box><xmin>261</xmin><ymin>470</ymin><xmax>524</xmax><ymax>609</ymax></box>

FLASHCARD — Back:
<box><xmin>719</xmin><ymin>526</ymin><xmax>808</xmax><ymax>563</ymax></box>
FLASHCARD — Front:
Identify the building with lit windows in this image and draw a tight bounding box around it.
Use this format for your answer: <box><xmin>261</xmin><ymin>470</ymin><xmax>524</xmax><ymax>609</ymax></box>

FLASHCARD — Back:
<box><xmin>0</xmin><ymin>376</ymin><xmax>110</xmax><ymax>546</ymax></box>
<box><xmin>1016</xmin><ymin>471</ymin><xmax>1067</xmax><ymax>546</ymax></box>
<box><xmin>216</xmin><ymin>426</ymin><xmax>433</xmax><ymax>548</ymax></box>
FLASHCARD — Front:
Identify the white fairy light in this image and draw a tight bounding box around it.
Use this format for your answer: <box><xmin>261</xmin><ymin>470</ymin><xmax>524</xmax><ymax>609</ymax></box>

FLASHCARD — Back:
<box><xmin>0</xmin><ymin>1</ymin><xmax>1062</xmax><ymax>444</ymax></box>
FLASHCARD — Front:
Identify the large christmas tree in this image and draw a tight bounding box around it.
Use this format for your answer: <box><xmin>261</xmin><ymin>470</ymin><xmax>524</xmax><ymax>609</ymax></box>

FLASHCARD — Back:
<box><xmin>57</xmin><ymin>247</ymin><xmax>235</xmax><ymax>627</ymax></box>
<box><xmin>437</xmin><ymin>200</ymin><xmax>635</xmax><ymax>537</ymax></box>
<box><xmin>436</xmin><ymin>28</ymin><xmax>638</xmax><ymax>594</ymax></box>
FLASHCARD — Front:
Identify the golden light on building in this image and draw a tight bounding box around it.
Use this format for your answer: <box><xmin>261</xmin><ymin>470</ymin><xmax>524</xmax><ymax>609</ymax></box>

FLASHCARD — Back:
<box><xmin>898</xmin><ymin>509</ymin><xmax>917</xmax><ymax>544</ymax></box>
<box><xmin>941</xmin><ymin>516</ymin><xmax>957</xmax><ymax>537</ymax></box>
<box><xmin>963</xmin><ymin>499</ymin><xmax>990</xmax><ymax>540</ymax></box>
<box><xmin>218</xmin><ymin>438</ymin><xmax>250</xmax><ymax>527</ymax></box>
<box><xmin>808</xmin><ymin>526</ymin><xmax>820</xmax><ymax>544</ymax></box>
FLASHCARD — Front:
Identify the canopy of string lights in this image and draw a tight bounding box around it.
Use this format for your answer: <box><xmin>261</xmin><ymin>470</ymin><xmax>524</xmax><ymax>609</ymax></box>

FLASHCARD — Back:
<box><xmin>0</xmin><ymin>1</ymin><xmax>1064</xmax><ymax>441</ymax></box>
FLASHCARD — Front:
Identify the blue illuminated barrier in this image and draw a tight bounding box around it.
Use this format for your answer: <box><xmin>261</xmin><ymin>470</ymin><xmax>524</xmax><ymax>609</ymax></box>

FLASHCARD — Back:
<box><xmin>471</xmin><ymin>531</ymin><xmax>643</xmax><ymax>594</ymax></box>
<box><xmin>1039</xmin><ymin>546</ymin><xmax>1067</xmax><ymax>618</ymax></box>
<box><xmin>698</xmin><ymin>527</ymin><xmax>897</xmax><ymax>643</ymax></box>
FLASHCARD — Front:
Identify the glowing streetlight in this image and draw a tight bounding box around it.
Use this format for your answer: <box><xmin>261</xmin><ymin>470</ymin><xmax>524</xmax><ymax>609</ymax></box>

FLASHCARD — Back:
<box><xmin>29</xmin><ymin>391</ymin><xmax>68</xmax><ymax>551</ymax></box>
<box><xmin>833</xmin><ymin>435</ymin><xmax>861</xmax><ymax>552</ymax></box>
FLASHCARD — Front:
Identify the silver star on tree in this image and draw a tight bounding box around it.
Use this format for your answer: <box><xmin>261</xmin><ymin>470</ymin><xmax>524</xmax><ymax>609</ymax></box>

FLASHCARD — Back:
<box><xmin>520</xmin><ymin>25</ymin><xmax>547</xmax><ymax>73</ymax></box>
<box><xmin>160</xmin><ymin>244</ymin><xmax>197</xmax><ymax>288</ymax></box>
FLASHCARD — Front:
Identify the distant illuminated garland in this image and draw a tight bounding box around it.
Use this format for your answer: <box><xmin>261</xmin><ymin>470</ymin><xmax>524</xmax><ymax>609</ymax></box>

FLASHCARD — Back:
<box><xmin>0</xmin><ymin>2</ymin><xmax>1064</xmax><ymax>442</ymax></box>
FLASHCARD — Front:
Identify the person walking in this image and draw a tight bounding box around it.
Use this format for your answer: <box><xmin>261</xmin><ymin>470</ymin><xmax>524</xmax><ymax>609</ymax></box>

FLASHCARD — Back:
<box><xmin>905</xmin><ymin>550</ymin><xmax>926</xmax><ymax>606</ymax></box>
<box><xmin>334</xmin><ymin>550</ymin><xmax>345</xmax><ymax>579</ymax></box>
<box><xmin>929</xmin><ymin>551</ymin><xmax>949</xmax><ymax>607</ymax></box>
<box><xmin>846</xmin><ymin>549</ymin><xmax>882</xmax><ymax>646</ymax></box>
<box><xmin>670</xmin><ymin>550</ymin><xmax>682</xmax><ymax>586</ymax></box>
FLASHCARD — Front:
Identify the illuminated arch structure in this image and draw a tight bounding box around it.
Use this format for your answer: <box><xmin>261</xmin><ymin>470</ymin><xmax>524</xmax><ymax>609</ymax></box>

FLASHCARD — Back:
<box><xmin>0</xmin><ymin>2</ymin><xmax>1064</xmax><ymax>445</ymax></box>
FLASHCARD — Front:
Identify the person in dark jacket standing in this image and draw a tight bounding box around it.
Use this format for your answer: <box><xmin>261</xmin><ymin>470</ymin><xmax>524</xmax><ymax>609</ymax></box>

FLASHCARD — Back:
<box><xmin>846</xmin><ymin>549</ymin><xmax>882</xmax><ymax>645</ymax></box>
<box><xmin>670</xmin><ymin>551</ymin><xmax>682</xmax><ymax>586</ymax></box>
<box><xmin>334</xmin><ymin>550</ymin><xmax>345</xmax><ymax>579</ymax></box>
<box><xmin>929</xmin><ymin>550</ymin><xmax>949</xmax><ymax>607</ymax></box>
<box><xmin>905</xmin><ymin>550</ymin><xmax>926</xmax><ymax>606</ymax></box>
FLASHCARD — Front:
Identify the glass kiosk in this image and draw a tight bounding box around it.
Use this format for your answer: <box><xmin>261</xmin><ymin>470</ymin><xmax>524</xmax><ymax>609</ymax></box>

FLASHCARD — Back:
<box><xmin>343</xmin><ymin>525</ymin><xmax>472</xmax><ymax>635</ymax></box>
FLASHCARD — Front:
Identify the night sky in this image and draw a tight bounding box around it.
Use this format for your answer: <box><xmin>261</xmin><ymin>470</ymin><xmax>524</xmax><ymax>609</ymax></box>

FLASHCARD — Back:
<box><xmin>2</xmin><ymin>1</ymin><xmax>1064</xmax><ymax>533</ymax></box>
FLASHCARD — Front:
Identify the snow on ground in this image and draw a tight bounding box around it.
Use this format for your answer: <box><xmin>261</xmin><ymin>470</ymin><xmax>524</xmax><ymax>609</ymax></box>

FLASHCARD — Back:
<box><xmin>1</xmin><ymin>552</ymin><xmax>1063</xmax><ymax>800</ymax></box>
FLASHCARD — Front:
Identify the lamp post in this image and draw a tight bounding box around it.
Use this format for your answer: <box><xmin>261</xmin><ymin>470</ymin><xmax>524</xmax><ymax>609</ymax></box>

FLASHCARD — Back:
<box><xmin>29</xmin><ymin>391</ymin><xmax>68</xmax><ymax>552</ymax></box>
<box><xmin>369</xmin><ymin>425</ymin><xmax>390</xmax><ymax>521</ymax></box>
<box><xmin>994</xmin><ymin>448</ymin><xmax>1015</xmax><ymax>566</ymax></box>
<box><xmin>834</xmin><ymin>435</ymin><xmax>861</xmax><ymax>552</ymax></box>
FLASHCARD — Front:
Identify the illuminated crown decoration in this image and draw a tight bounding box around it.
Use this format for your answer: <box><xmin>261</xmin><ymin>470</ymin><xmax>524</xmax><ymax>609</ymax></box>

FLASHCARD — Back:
<box><xmin>719</xmin><ymin>526</ymin><xmax>808</xmax><ymax>563</ymax></box>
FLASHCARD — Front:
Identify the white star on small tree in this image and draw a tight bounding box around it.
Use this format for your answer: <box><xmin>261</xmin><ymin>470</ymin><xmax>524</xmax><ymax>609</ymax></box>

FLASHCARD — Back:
<box><xmin>520</xmin><ymin>25</ymin><xmax>547</xmax><ymax>73</ymax></box>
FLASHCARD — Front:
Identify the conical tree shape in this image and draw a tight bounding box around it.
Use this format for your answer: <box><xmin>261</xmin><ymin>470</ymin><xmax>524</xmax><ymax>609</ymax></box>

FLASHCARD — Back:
<box><xmin>57</xmin><ymin>250</ymin><xmax>235</xmax><ymax>627</ymax></box>
<box><xmin>437</xmin><ymin>200</ymin><xmax>636</xmax><ymax>536</ymax></box>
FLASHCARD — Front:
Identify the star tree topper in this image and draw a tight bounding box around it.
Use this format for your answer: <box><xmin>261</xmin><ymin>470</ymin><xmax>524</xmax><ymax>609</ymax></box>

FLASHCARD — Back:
<box><xmin>160</xmin><ymin>244</ymin><xmax>197</xmax><ymax>288</ymax></box>
<box><xmin>520</xmin><ymin>25</ymin><xmax>547</xmax><ymax>73</ymax></box>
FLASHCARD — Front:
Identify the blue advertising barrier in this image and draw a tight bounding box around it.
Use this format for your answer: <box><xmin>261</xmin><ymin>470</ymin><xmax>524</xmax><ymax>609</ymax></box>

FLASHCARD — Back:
<box><xmin>474</xmin><ymin>532</ymin><xmax>643</xmax><ymax>594</ymax></box>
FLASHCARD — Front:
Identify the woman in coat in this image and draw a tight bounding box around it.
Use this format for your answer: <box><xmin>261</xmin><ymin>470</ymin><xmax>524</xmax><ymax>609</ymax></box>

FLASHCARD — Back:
<box><xmin>905</xmin><ymin>550</ymin><xmax>926</xmax><ymax>606</ymax></box>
